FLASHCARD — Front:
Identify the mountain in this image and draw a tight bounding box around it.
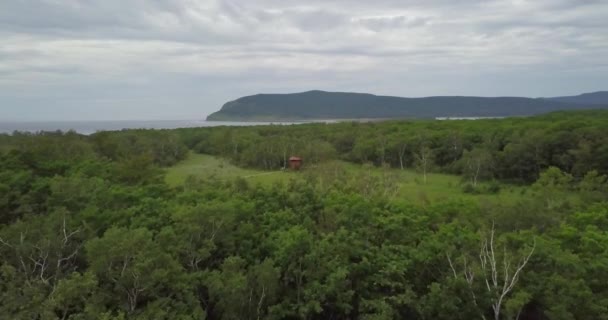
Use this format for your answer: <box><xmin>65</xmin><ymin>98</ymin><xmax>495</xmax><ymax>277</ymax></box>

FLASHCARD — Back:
<box><xmin>545</xmin><ymin>91</ymin><xmax>608</xmax><ymax>105</ymax></box>
<box><xmin>206</xmin><ymin>90</ymin><xmax>608</xmax><ymax>121</ymax></box>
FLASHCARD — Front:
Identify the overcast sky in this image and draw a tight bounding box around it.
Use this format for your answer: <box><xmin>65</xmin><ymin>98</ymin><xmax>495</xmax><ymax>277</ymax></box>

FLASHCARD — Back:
<box><xmin>1</xmin><ymin>0</ymin><xmax>607</xmax><ymax>121</ymax></box>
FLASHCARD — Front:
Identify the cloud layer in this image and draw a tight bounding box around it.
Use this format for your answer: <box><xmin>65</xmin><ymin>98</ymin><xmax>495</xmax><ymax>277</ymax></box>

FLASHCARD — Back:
<box><xmin>1</xmin><ymin>0</ymin><xmax>607</xmax><ymax>120</ymax></box>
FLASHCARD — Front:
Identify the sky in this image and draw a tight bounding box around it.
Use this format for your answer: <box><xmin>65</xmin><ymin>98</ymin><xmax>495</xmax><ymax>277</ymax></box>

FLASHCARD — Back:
<box><xmin>1</xmin><ymin>0</ymin><xmax>607</xmax><ymax>121</ymax></box>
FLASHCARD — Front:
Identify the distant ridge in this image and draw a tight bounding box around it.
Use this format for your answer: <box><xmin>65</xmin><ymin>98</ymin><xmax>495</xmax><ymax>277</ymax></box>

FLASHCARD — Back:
<box><xmin>545</xmin><ymin>91</ymin><xmax>608</xmax><ymax>105</ymax></box>
<box><xmin>206</xmin><ymin>90</ymin><xmax>608</xmax><ymax>121</ymax></box>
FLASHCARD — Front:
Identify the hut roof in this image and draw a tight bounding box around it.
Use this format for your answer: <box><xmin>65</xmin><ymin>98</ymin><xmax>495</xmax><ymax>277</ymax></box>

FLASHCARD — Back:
<box><xmin>289</xmin><ymin>156</ymin><xmax>302</xmax><ymax>161</ymax></box>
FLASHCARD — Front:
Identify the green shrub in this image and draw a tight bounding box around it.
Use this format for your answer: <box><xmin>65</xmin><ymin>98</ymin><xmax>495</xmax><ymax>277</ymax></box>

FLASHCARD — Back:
<box><xmin>462</xmin><ymin>183</ymin><xmax>477</xmax><ymax>194</ymax></box>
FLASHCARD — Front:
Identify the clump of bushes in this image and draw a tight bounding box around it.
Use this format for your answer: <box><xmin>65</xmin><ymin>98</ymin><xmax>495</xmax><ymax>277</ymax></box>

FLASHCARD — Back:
<box><xmin>462</xmin><ymin>181</ymin><xmax>501</xmax><ymax>194</ymax></box>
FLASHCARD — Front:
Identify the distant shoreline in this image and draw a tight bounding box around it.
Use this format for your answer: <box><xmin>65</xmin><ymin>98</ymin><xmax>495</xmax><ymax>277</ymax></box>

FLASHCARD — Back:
<box><xmin>0</xmin><ymin>119</ymin><xmax>321</xmax><ymax>135</ymax></box>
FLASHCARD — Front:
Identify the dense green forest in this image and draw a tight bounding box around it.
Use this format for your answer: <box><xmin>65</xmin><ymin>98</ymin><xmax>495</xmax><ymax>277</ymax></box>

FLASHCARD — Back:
<box><xmin>206</xmin><ymin>90</ymin><xmax>608</xmax><ymax>121</ymax></box>
<box><xmin>1</xmin><ymin>110</ymin><xmax>608</xmax><ymax>319</ymax></box>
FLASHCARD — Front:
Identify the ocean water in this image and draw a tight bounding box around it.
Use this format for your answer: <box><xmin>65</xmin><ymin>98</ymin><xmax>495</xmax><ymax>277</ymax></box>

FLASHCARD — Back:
<box><xmin>0</xmin><ymin>120</ymin><xmax>317</xmax><ymax>135</ymax></box>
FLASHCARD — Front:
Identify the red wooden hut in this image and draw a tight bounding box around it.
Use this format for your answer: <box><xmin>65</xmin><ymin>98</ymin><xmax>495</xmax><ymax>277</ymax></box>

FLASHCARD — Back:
<box><xmin>288</xmin><ymin>156</ymin><xmax>302</xmax><ymax>170</ymax></box>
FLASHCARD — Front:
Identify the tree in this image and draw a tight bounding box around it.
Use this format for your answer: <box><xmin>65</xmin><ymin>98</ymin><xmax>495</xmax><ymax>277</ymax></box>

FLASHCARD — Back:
<box><xmin>46</xmin><ymin>271</ymin><xmax>99</xmax><ymax>319</ymax></box>
<box><xmin>205</xmin><ymin>257</ymin><xmax>280</xmax><ymax>320</ymax></box>
<box><xmin>533</xmin><ymin>166</ymin><xmax>573</xmax><ymax>209</ymax></box>
<box><xmin>388</xmin><ymin>133</ymin><xmax>410</xmax><ymax>170</ymax></box>
<box><xmin>278</xmin><ymin>136</ymin><xmax>296</xmax><ymax>169</ymax></box>
<box><xmin>446</xmin><ymin>224</ymin><xmax>536</xmax><ymax>320</ymax></box>
<box><xmin>0</xmin><ymin>209</ymin><xmax>82</xmax><ymax>288</ymax></box>
<box><xmin>414</xmin><ymin>146</ymin><xmax>434</xmax><ymax>184</ymax></box>
<box><xmin>86</xmin><ymin>227</ymin><xmax>200</xmax><ymax>316</ymax></box>
<box><xmin>159</xmin><ymin>202</ymin><xmax>238</xmax><ymax>272</ymax></box>
<box><xmin>578</xmin><ymin>170</ymin><xmax>608</xmax><ymax>202</ymax></box>
<box><xmin>352</xmin><ymin>137</ymin><xmax>378</xmax><ymax>164</ymax></box>
<box><xmin>460</xmin><ymin>148</ymin><xmax>493</xmax><ymax>187</ymax></box>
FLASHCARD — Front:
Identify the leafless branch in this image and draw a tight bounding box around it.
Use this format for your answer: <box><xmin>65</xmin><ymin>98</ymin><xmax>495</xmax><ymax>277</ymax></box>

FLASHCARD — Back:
<box><xmin>446</xmin><ymin>222</ymin><xmax>535</xmax><ymax>320</ymax></box>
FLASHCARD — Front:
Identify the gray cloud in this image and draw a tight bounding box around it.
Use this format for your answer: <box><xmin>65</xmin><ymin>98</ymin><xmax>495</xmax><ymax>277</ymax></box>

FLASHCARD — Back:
<box><xmin>354</xmin><ymin>15</ymin><xmax>431</xmax><ymax>32</ymax></box>
<box><xmin>0</xmin><ymin>0</ymin><xmax>607</xmax><ymax>121</ymax></box>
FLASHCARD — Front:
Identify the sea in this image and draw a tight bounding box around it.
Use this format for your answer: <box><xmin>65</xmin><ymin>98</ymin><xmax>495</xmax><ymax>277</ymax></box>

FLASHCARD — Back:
<box><xmin>0</xmin><ymin>120</ymin><xmax>327</xmax><ymax>135</ymax></box>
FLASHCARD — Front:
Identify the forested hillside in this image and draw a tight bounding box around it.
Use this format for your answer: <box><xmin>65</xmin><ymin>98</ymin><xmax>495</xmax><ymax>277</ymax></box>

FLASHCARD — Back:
<box><xmin>206</xmin><ymin>90</ymin><xmax>608</xmax><ymax>121</ymax></box>
<box><xmin>198</xmin><ymin>110</ymin><xmax>608</xmax><ymax>183</ymax></box>
<box><xmin>547</xmin><ymin>91</ymin><xmax>608</xmax><ymax>105</ymax></box>
<box><xmin>1</xmin><ymin>111</ymin><xmax>608</xmax><ymax>319</ymax></box>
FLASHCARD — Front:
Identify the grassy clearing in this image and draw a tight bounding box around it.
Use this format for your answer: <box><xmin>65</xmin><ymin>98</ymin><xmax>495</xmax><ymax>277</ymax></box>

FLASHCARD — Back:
<box><xmin>164</xmin><ymin>153</ymin><xmax>294</xmax><ymax>186</ymax></box>
<box><xmin>166</xmin><ymin>153</ymin><xmax>531</xmax><ymax>205</ymax></box>
<box><xmin>309</xmin><ymin>160</ymin><xmax>528</xmax><ymax>204</ymax></box>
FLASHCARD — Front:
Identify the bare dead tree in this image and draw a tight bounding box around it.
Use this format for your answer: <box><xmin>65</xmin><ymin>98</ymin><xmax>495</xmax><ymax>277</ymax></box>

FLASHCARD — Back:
<box><xmin>466</xmin><ymin>156</ymin><xmax>483</xmax><ymax>187</ymax></box>
<box><xmin>415</xmin><ymin>146</ymin><xmax>433</xmax><ymax>184</ymax></box>
<box><xmin>0</xmin><ymin>217</ymin><xmax>81</xmax><ymax>288</ymax></box>
<box><xmin>463</xmin><ymin>148</ymin><xmax>492</xmax><ymax>187</ymax></box>
<box><xmin>378</xmin><ymin>135</ymin><xmax>388</xmax><ymax>165</ymax></box>
<box><xmin>447</xmin><ymin>223</ymin><xmax>536</xmax><ymax>320</ymax></box>
<box><xmin>256</xmin><ymin>285</ymin><xmax>266</xmax><ymax>320</ymax></box>
<box><xmin>398</xmin><ymin>142</ymin><xmax>408</xmax><ymax>170</ymax></box>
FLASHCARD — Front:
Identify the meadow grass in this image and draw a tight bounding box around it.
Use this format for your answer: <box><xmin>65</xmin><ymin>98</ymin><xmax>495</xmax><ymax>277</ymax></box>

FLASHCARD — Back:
<box><xmin>164</xmin><ymin>152</ymin><xmax>294</xmax><ymax>186</ymax></box>
<box><xmin>166</xmin><ymin>152</ymin><xmax>533</xmax><ymax>205</ymax></box>
<box><xmin>308</xmin><ymin>160</ymin><xmax>529</xmax><ymax>204</ymax></box>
